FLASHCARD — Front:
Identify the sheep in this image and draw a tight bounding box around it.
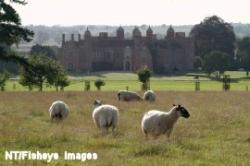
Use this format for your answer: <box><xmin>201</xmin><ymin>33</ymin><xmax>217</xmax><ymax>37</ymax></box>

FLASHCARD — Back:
<box><xmin>117</xmin><ymin>90</ymin><xmax>142</xmax><ymax>101</ymax></box>
<box><xmin>92</xmin><ymin>100</ymin><xmax>119</xmax><ymax>133</ymax></box>
<box><xmin>141</xmin><ymin>104</ymin><xmax>190</xmax><ymax>139</ymax></box>
<box><xmin>143</xmin><ymin>90</ymin><xmax>156</xmax><ymax>102</ymax></box>
<box><xmin>49</xmin><ymin>100</ymin><xmax>70</xmax><ymax>121</ymax></box>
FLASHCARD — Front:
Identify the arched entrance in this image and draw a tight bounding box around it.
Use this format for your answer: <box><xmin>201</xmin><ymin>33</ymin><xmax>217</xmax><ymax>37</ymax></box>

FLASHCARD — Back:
<box><xmin>123</xmin><ymin>46</ymin><xmax>132</xmax><ymax>71</ymax></box>
<box><xmin>125</xmin><ymin>61</ymin><xmax>131</xmax><ymax>71</ymax></box>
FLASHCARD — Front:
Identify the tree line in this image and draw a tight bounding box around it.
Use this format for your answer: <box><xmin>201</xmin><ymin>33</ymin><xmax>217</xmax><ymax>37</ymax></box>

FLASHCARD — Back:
<box><xmin>191</xmin><ymin>15</ymin><xmax>250</xmax><ymax>77</ymax></box>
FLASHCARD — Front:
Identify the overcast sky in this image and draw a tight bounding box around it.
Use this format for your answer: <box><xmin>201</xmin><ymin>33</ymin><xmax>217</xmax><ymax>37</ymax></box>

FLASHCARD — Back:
<box><xmin>15</xmin><ymin>0</ymin><xmax>250</xmax><ymax>26</ymax></box>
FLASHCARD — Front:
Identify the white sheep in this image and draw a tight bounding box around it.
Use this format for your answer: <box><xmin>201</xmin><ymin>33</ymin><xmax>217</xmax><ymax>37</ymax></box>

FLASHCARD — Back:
<box><xmin>92</xmin><ymin>100</ymin><xmax>119</xmax><ymax>133</ymax></box>
<box><xmin>49</xmin><ymin>100</ymin><xmax>70</xmax><ymax>121</ymax></box>
<box><xmin>143</xmin><ymin>90</ymin><xmax>156</xmax><ymax>102</ymax></box>
<box><xmin>141</xmin><ymin>104</ymin><xmax>190</xmax><ymax>139</ymax></box>
<box><xmin>117</xmin><ymin>90</ymin><xmax>142</xmax><ymax>101</ymax></box>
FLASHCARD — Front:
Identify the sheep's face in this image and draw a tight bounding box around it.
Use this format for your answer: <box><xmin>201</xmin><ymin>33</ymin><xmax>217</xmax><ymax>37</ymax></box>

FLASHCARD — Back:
<box><xmin>93</xmin><ymin>100</ymin><xmax>102</xmax><ymax>108</ymax></box>
<box><xmin>176</xmin><ymin>105</ymin><xmax>190</xmax><ymax>118</ymax></box>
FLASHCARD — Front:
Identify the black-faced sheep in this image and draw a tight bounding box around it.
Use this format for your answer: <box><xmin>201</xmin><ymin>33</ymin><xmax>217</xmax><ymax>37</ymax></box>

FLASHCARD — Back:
<box><xmin>49</xmin><ymin>100</ymin><xmax>70</xmax><ymax>121</ymax></box>
<box><xmin>143</xmin><ymin>90</ymin><xmax>156</xmax><ymax>102</ymax></box>
<box><xmin>117</xmin><ymin>90</ymin><xmax>142</xmax><ymax>101</ymax></box>
<box><xmin>92</xmin><ymin>100</ymin><xmax>119</xmax><ymax>133</ymax></box>
<box><xmin>141</xmin><ymin>104</ymin><xmax>190</xmax><ymax>139</ymax></box>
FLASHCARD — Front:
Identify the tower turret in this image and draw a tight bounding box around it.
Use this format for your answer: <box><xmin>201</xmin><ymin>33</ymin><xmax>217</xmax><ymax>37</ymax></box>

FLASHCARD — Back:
<box><xmin>84</xmin><ymin>27</ymin><xmax>92</xmax><ymax>39</ymax></box>
<box><xmin>132</xmin><ymin>27</ymin><xmax>142</xmax><ymax>38</ymax></box>
<box><xmin>116</xmin><ymin>26</ymin><xmax>124</xmax><ymax>39</ymax></box>
<box><xmin>166</xmin><ymin>25</ymin><xmax>175</xmax><ymax>39</ymax></box>
<box><xmin>146</xmin><ymin>26</ymin><xmax>153</xmax><ymax>39</ymax></box>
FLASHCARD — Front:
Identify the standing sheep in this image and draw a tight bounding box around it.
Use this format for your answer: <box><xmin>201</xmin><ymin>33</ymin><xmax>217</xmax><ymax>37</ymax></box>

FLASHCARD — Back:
<box><xmin>49</xmin><ymin>100</ymin><xmax>70</xmax><ymax>121</ymax></box>
<box><xmin>117</xmin><ymin>90</ymin><xmax>142</xmax><ymax>101</ymax></box>
<box><xmin>143</xmin><ymin>90</ymin><xmax>156</xmax><ymax>102</ymax></box>
<box><xmin>92</xmin><ymin>100</ymin><xmax>119</xmax><ymax>133</ymax></box>
<box><xmin>141</xmin><ymin>104</ymin><xmax>190</xmax><ymax>139</ymax></box>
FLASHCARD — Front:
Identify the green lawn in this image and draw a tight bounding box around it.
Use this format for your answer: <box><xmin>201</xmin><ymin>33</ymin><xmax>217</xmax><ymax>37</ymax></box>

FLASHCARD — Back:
<box><xmin>4</xmin><ymin>71</ymin><xmax>250</xmax><ymax>91</ymax></box>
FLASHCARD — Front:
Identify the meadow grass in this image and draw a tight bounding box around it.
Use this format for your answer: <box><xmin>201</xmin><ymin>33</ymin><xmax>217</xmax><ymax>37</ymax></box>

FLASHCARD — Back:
<box><xmin>0</xmin><ymin>91</ymin><xmax>250</xmax><ymax>165</ymax></box>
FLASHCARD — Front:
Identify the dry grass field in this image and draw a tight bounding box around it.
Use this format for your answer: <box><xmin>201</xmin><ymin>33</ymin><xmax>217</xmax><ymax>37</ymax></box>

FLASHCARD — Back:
<box><xmin>0</xmin><ymin>91</ymin><xmax>250</xmax><ymax>165</ymax></box>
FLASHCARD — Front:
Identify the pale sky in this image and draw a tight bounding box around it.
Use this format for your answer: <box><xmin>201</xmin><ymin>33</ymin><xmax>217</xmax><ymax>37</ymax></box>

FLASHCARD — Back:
<box><xmin>15</xmin><ymin>0</ymin><xmax>250</xmax><ymax>26</ymax></box>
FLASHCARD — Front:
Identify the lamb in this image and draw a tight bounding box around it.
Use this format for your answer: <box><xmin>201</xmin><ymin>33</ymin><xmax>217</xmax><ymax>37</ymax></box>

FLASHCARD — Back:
<box><xmin>141</xmin><ymin>104</ymin><xmax>190</xmax><ymax>139</ymax></box>
<box><xmin>143</xmin><ymin>90</ymin><xmax>156</xmax><ymax>102</ymax></box>
<box><xmin>92</xmin><ymin>100</ymin><xmax>119</xmax><ymax>133</ymax></box>
<box><xmin>49</xmin><ymin>100</ymin><xmax>70</xmax><ymax>121</ymax></box>
<box><xmin>117</xmin><ymin>90</ymin><xmax>142</xmax><ymax>101</ymax></box>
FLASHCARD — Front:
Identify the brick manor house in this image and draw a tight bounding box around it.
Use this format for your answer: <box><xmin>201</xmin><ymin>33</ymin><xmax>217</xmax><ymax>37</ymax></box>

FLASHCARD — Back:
<box><xmin>58</xmin><ymin>26</ymin><xmax>194</xmax><ymax>73</ymax></box>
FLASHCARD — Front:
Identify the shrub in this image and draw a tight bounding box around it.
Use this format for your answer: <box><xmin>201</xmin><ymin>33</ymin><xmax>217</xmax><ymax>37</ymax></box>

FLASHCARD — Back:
<box><xmin>94</xmin><ymin>79</ymin><xmax>105</xmax><ymax>91</ymax></box>
<box><xmin>137</xmin><ymin>66</ymin><xmax>152</xmax><ymax>90</ymax></box>
<box><xmin>84</xmin><ymin>80</ymin><xmax>90</xmax><ymax>91</ymax></box>
<box><xmin>0</xmin><ymin>71</ymin><xmax>10</xmax><ymax>91</ymax></box>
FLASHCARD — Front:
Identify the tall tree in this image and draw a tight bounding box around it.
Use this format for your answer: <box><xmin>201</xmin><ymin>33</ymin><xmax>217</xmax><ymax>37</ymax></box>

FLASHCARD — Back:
<box><xmin>30</xmin><ymin>44</ymin><xmax>56</xmax><ymax>59</ymax></box>
<box><xmin>19</xmin><ymin>54</ymin><xmax>68</xmax><ymax>91</ymax></box>
<box><xmin>0</xmin><ymin>0</ymin><xmax>33</xmax><ymax>66</ymax></box>
<box><xmin>190</xmin><ymin>16</ymin><xmax>236</xmax><ymax>60</ymax></box>
<box><xmin>48</xmin><ymin>64</ymin><xmax>69</xmax><ymax>91</ymax></box>
<box><xmin>203</xmin><ymin>51</ymin><xmax>231</xmax><ymax>76</ymax></box>
<box><xmin>237</xmin><ymin>37</ymin><xmax>250</xmax><ymax>73</ymax></box>
<box><xmin>53</xmin><ymin>72</ymin><xmax>70</xmax><ymax>91</ymax></box>
<box><xmin>193</xmin><ymin>56</ymin><xmax>203</xmax><ymax>70</ymax></box>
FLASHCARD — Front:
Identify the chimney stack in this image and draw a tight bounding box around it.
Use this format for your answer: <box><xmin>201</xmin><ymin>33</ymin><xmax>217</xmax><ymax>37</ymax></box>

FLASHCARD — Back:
<box><xmin>71</xmin><ymin>34</ymin><xmax>74</xmax><ymax>41</ymax></box>
<box><xmin>78</xmin><ymin>34</ymin><xmax>81</xmax><ymax>41</ymax></box>
<box><xmin>62</xmin><ymin>33</ymin><xmax>65</xmax><ymax>44</ymax></box>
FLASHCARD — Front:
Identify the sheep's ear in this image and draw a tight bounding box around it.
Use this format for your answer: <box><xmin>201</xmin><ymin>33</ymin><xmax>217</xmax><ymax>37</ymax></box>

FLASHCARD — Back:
<box><xmin>93</xmin><ymin>100</ymin><xmax>99</xmax><ymax>105</ymax></box>
<box><xmin>173</xmin><ymin>104</ymin><xmax>176</xmax><ymax>106</ymax></box>
<box><xmin>178</xmin><ymin>104</ymin><xmax>181</xmax><ymax>108</ymax></box>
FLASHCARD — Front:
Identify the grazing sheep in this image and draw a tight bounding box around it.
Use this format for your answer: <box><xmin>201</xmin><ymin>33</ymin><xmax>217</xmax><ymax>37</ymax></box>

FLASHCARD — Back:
<box><xmin>117</xmin><ymin>90</ymin><xmax>142</xmax><ymax>101</ymax></box>
<box><xmin>141</xmin><ymin>104</ymin><xmax>190</xmax><ymax>139</ymax></box>
<box><xmin>49</xmin><ymin>100</ymin><xmax>70</xmax><ymax>121</ymax></box>
<box><xmin>92</xmin><ymin>100</ymin><xmax>119</xmax><ymax>133</ymax></box>
<box><xmin>143</xmin><ymin>90</ymin><xmax>156</xmax><ymax>102</ymax></box>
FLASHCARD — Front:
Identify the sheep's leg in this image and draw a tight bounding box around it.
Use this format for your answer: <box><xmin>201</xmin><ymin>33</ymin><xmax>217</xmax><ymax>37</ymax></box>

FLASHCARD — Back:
<box><xmin>166</xmin><ymin>129</ymin><xmax>172</xmax><ymax>141</ymax></box>
<box><xmin>100</xmin><ymin>121</ymin><xmax>109</xmax><ymax>135</ymax></box>
<box><xmin>104</xmin><ymin>127</ymin><xmax>109</xmax><ymax>135</ymax></box>
<box><xmin>95</xmin><ymin>122</ymin><xmax>101</xmax><ymax>129</ymax></box>
<box><xmin>142</xmin><ymin>128</ymin><xmax>148</xmax><ymax>140</ymax></box>
<box><xmin>111</xmin><ymin>126</ymin><xmax>117</xmax><ymax>137</ymax></box>
<box><xmin>111</xmin><ymin>126</ymin><xmax>115</xmax><ymax>133</ymax></box>
<box><xmin>166</xmin><ymin>131</ymin><xmax>171</xmax><ymax>138</ymax></box>
<box><xmin>111</xmin><ymin>116</ymin><xmax>118</xmax><ymax>133</ymax></box>
<box><xmin>50</xmin><ymin>115</ymin><xmax>55</xmax><ymax>122</ymax></box>
<box><xmin>152</xmin><ymin>134</ymin><xmax>159</xmax><ymax>140</ymax></box>
<box><xmin>100</xmin><ymin>127</ymin><xmax>107</xmax><ymax>135</ymax></box>
<box><xmin>117</xmin><ymin>93</ymin><xmax>120</xmax><ymax>100</ymax></box>
<box><xmin>166</xmin><ymin>134</ymin><xmax>170</xmax><ymax>142</ymax></box>
<box><xmin>98</xmin><ymin>118</ymin><xmax>106</xmax><ymax>134</ymax></box>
